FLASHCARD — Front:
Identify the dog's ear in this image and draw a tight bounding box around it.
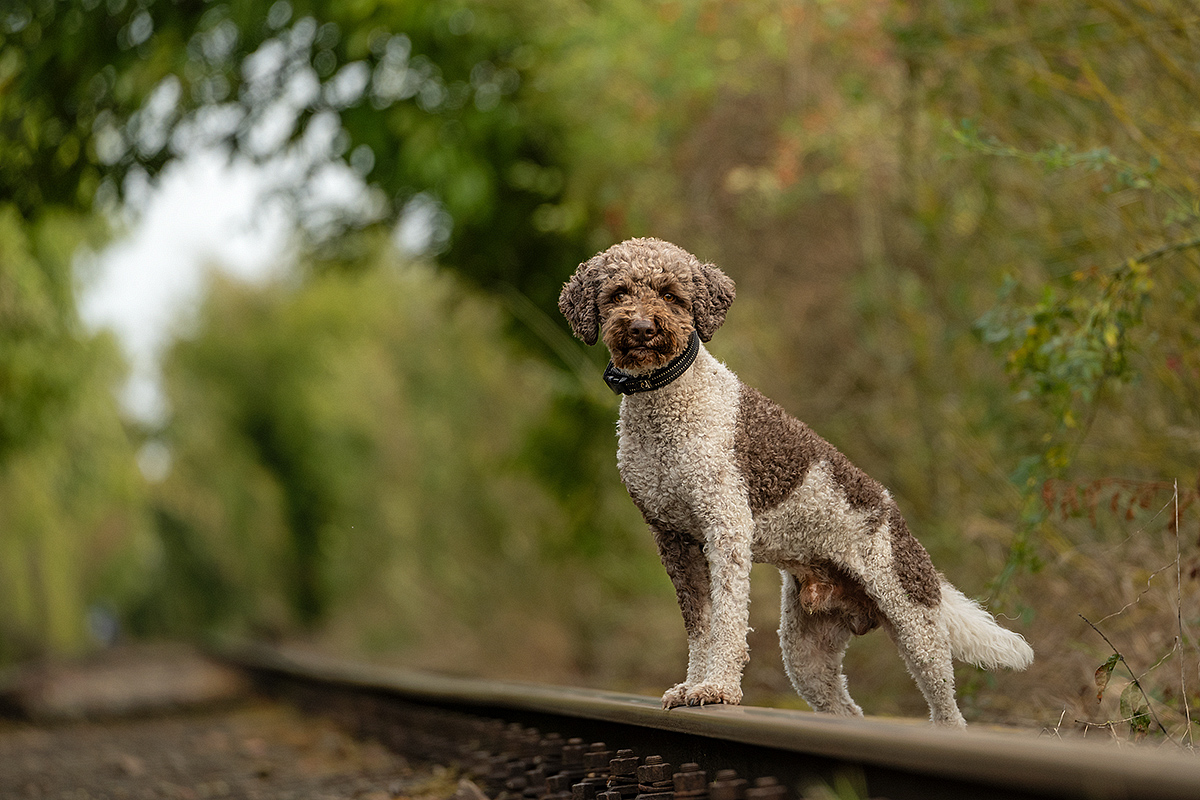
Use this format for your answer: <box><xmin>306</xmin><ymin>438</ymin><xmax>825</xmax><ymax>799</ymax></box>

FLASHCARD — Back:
<box><xmin>691</xmin><ymin>261</ymin><xmax>736</xmax><ymax>341</ymax></box>
<box><xmin>558</xmin><ymin>254</ymin><xmax>606</xmax><ymax>345</ymax></box>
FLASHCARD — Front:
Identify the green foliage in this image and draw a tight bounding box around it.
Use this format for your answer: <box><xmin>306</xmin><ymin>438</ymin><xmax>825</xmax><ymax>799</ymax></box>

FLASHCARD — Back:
<box><xmin>0</xmin><ymin>0</ymin><xmax>632</xmax><ymax>670</ymax></box>
<box><xmin>0</xmin><ymin>266</ymin><xmax>147</xmax><ymax>661</ymax></box>
<box><xmin>976</xmin><ymin>260</ymin><xmax>1154</xmax><ymax>463</ymax></box>
<box><xmin>960</xmin><ymin>126</ymin><xmax>1190</xmax><ymax>467</ymax></box>
<box><xmin>924</xmin><ymin>4</ymin><xmax>1200</xmax><ymax>589</ymax></box>
<box><xmin>1084</xmin><ymin>616</ymin><xmax>1181</xmax><ymax>741</ymax></box>
<box><xmin>0</xmin><ymin>205</ymin><xmax>81</xmax><ymax>460</ymax></box>
<box><xmin>1</xmin><ymin>1</ymin><xmax>175</xmax><ymax>215</ymax></box>
<box><xmin>146</xmin><ymin>246</ymin><xmax>650</xmax><ymax>659</ymax></box>
<box><xmin>5</xmin><ymin>0</ymin><xmax>1200</xmax><ymax>728</ymax></box>
<box><xmin>1118</xmin><ymin>681</ymin><xmax>1154</xmax><ymax>739</ymax></box>
<box><xmin>0</xmin><ymin>201</ymin><xmax>116</xmax><ymax>463</ymax></box>
<box><xmin>0</xmin><ymin>195</ymin><xmax>149</xmax><ymax>662</ymax></box>
<box><xmin>801</xmin><ymin>770</ymin><xmax>871</xmax><ymax>800</ymax></box>
<box><xmin>3</xmin><ymin>0</ymin><xmax>594</xmax><ymax>311</ymax></box>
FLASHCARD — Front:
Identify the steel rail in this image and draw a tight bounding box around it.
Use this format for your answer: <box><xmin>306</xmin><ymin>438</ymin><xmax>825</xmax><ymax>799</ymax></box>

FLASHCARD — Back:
<box><xmin>223</xmin><ymin>642</ymin><xmax>1200</xmax><ymax>800</ymax></box>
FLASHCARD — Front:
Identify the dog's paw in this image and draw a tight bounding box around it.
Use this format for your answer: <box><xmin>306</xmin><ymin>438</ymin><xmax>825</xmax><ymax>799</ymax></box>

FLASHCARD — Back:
<box><xmin>682</xmin><ymin>682</ymin><xmax>742</xmax><ymax>707</ymax></box>
<box><xmin>661</xmin><ymin>683</ymin><xmax>691</xmax><ymax>709</ymax></box>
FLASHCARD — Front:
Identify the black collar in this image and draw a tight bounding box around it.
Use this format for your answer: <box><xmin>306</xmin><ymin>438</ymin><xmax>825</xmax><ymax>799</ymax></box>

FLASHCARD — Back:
<box><xmin>603</xmin><ymin>331</ymin><xmax>700</xmax><ymax>395</ymax></box>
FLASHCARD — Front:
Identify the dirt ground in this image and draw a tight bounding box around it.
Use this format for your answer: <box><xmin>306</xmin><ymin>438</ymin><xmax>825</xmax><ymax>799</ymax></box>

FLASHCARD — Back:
<box><xmin>0</xmin><ymin>700</ymin><xmax>464</xmax><ymax>800</ymax></box>
<box><xmin>0</xmin><ymin>646</ymin><xmax>463</xmax><ymax>800</ymax></box>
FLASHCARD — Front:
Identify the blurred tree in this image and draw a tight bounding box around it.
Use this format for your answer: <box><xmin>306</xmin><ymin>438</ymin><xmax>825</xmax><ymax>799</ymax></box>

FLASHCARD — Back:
<box><xmin>0</xmin><ymin>206</ymin><xmax>148</xmax><ymax>661</ymax></box>
<box><xmin>0</xmin><ymin>206</ymin><xmax>86</xmax><ymax>462</ymax></box>
<box><xmin>1</xmin><ymin>0</ymin><xmax>620</xmax><ymax>664</ymax></box>
<box><xmin>533</xmin><ymin>0</ymin><xmax>1200</xmax><ymax>567</ymax></box>
<box><xmin>892</xmin><ymin>1</ymin><xmax>1200</xmax><ymax>587</ymax></box>
<box><xmin>5</xmin><ymin>0</ymin><xmax>1199</xmax><ymax>726</ymax></box>
<box><xmin>516</xmin><ymin>0</ymin><xmax>1200</xmax><ymax>719</ymax></box>
<box><xmin>2</xmin><ymin>0</ymin><xmax>594</xmax><ymax>311</ymax></box>
<box><xmin>149</xmin><ymin>243</ymin><xmax>662</xmax><ymax>679</ymax></box>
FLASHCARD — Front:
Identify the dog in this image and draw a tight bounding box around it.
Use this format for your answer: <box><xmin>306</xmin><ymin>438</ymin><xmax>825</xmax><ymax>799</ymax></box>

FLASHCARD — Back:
<box><xmin>558</xmin><ymin>238</ymin><xmax>1033</xmax><ymax>726</ymax></box>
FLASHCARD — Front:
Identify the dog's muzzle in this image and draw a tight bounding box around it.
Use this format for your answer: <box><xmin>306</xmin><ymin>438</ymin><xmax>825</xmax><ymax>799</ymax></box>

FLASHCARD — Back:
<box><xmin>603</xmin><ymin>331</ymin><xmax>700</xmax><ymax>395</ymax></box>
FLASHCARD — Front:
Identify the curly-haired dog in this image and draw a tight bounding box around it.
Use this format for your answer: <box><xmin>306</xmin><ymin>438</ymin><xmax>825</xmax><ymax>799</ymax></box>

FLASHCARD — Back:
<box><xmin>559</xmin><ymin>238</ymin><xmax>1033</xmax><ymax>727</ymax></box>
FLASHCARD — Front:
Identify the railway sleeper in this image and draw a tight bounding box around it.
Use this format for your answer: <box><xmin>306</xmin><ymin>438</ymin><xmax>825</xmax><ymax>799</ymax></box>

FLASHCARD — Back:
<box><xmin>279</xmin><ymin>678</ymin><xmax>788</xmax><ymax>800</ymax></box>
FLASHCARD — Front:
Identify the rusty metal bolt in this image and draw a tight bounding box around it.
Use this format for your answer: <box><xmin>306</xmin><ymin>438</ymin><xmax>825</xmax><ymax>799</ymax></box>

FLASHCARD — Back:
<box><xmin>546</xmin><ymin>773</ymin><xmax>572</xmax><ymax>793</ymax></box>
<box><xmin>583</xmin><ymin>743</ymin><xmax>614</xmax><ymax>774</ymax></box>
<box><xmin>485</xmin><ymin>754</ymin><xmax>509</xmax><ymax>781</ymax></box>
<box><xmin>709</xmin><ymin>769</ymin><xmax>747</xmax><ymax>800</ymax></box>
<box><xmin>504</xmin><ymin>769</ymin><xmax>529</xmax><ymax>793</ymax></box>
<box><xmin>523</xmin><ymin>728</ymin><xmax>544</xmax><ymax>759</ymax></box>
<box><xmin>523</xmin><ymin>765</ymin><xmax>547</xmax><ymax>796</ymax></box>
<box><xmin>673</xmin><ymin>763</ymin><xmax>707</xmax><ymax>797</ymax></box>
<box><xmin>540</xmin><ymin>733</ymin><xmax>565</xmax><ymax>760</ymax></box>
<box><xmin>609</xmin><ymin>750</ymin><xmax>640</xmax><ymax>777</ymax></box>
<box><xmin>744</xmin><ymin>777</ymin><xmax>785</xmax><ymax>800</ymax></box>
<box><xmin>562</xmin><ymin>738</ymin><xmax>586</xmax><ymax>769</ymax></box>
<box><xmin>637</xmin><ymin>756</ymin><xmax>674</xmax><ymax>787</ymax></box>
<box><xmin>581</xmin><ymin>742</ymin><xmax>614</xmax><ymax>795</ymax></box>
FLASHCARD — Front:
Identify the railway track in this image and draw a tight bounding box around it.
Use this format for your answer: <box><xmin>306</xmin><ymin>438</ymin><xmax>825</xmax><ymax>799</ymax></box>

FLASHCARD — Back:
<box><xmin>224</xmin><ymin>642</ymin><xmax>1200</xmax><ymax>800</ymax></box>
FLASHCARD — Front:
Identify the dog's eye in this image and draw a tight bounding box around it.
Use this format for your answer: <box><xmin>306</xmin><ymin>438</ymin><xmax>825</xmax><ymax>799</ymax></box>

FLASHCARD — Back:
<box><xmin>662</xmin><ymin>292</ymin><xmax>677</xmax><ymax>303</ymax></box>
<box><xmin>610</xmin><ymin>290</ymin><xmax>627</xmax><ymax>302</ymax></box>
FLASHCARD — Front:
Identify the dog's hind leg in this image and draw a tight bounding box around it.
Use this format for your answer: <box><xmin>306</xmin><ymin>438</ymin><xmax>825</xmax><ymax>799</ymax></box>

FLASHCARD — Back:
<box><xmin>878</xmin><ymin>601</ymin><xmax>966</xmax><ymax>727</ymax></box>
<box><xmin>778</xmin><ymin>571</ymin><xmax>863</xmax><ymax>717</ymax></box>
<box><xmin>866</xmin><ymin>504</ymin><xmax>968</xmax><ymax>726</ymax></box>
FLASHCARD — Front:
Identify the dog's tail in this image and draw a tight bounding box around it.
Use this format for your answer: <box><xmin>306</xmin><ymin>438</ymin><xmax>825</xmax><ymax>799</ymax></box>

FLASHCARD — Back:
<box><xmin>940</xmin><ymin>581</ymin><xmax>1034</xmax><ymax>670</ymax></box>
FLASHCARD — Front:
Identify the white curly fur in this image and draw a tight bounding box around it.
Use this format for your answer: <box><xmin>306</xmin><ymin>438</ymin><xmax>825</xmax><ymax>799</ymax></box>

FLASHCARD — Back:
<box><xmin>559</xmin><ymin>238</ymin><xmax>1033</xmax><ymax>727</ymax></box>
<box><xmin>941</xmin><ymin>583</ymin><xmax>1035</xmax><ymax>671</ymax></box>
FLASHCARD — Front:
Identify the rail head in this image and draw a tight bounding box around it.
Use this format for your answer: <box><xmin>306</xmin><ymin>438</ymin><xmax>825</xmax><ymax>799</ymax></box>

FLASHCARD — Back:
<box><xmin>221</xmin><ymin>641</ymin><xmax>1200</xmax><ymax>800</ymax></box>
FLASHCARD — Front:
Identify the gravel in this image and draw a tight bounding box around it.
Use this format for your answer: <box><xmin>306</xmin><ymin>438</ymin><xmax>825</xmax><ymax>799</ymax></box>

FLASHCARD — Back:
<box><xmin>0</xmin><ymin>646</ymin><xmax>462</xmax><ymax>800</ymax></box>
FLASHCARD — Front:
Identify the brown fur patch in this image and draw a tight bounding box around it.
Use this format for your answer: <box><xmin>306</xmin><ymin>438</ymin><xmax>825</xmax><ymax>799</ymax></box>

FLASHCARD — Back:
<box><xmin>626</xmin><ymin>489</ymin><xmax>712</xmax><ymax>638</ymax></box>
<box><xmin>598</xmin><ymin>269</ymin><xmax>694</xmax><ymax>372</ymax></box>
<box><xmin>736</xmin><ymin>386</ymin><xmax>941</xmax><ymax>609</ymax></box>
<box><xmin>651</xmin><ymin>525</ymin><xmax>712</xmax><ymax>638</ymax></box>
<box><xmin>734</xmin><ymin>386</ymin><xmax>885</xmax><ymax>515</ymax></box>
<box><xmin>558</xmin><ymin>238</ymin><xmax>735</xmax><ymax>350</ymax></box>
<box><xmin>793</xmin><ymin>561</ymin><xmax>881</xmax><ymax>636</ymax></box>
<box><xmin>691</xmin><ymin>261</ymin><xmax>736</xmax><ymax>342</ymax></box>
<box><xmin>558</xmin><ymin>254</ymin><xmax>604</xmax><ymax>345</ymax></box>
<box><xmin>887</xmin><ymin>503</ymin><xmax>941</xmax><ymax>607</ymax></box>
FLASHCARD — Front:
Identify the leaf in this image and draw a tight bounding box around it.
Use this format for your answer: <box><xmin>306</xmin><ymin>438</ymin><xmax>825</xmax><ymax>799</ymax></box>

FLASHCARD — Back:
<box><xmin>1095</xmin><ymin>653</ymin><xmax>1120</xmax><ymax>702</ymax></box>
<box><xmin>1119</xmin><ymin>682</ymin><xmax>1152</xmax><ymax>737</ymax></box>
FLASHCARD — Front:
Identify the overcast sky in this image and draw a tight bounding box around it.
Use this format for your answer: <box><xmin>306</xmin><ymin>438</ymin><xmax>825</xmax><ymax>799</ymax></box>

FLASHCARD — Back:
<box><xmin>78</xmin><ymin>150</ymin><xmax>293</xmax><ymax>423</ymax></box>
<box><xmin>76</xmin><ymin>21</ymin><xmax>429</xmax><ymax>426</ymax></box>
<box><xmin>76</xmin><ymin>135</ymin><xmax>391</xmax><ymax>426</ymax></box>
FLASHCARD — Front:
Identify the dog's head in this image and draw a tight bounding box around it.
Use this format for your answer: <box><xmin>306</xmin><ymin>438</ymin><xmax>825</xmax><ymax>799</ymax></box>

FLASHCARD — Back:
<box><xmin>558</xmin><ymin>238</ymin><xmax>736</xmax><ymax>373</ymax></box>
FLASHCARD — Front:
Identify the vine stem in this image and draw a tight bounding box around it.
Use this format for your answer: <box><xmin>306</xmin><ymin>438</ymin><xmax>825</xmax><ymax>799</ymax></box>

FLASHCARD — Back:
<box><xmin>1131</xmin><ymin>235</ymin><xmax>1200</xmax><ymax>266</ymax></box>
<box><xmin>1079</xmin><ymin>613</ymin><xmax>1171</xmax><ymax>738</ymax></box>
<box><xmin>1176</xmin><ymin>480</ymin><xmax>1194</xmax><ymax>748</ymax></box>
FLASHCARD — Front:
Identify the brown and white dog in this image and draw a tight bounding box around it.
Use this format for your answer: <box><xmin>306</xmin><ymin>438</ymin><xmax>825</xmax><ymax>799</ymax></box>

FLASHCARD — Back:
<box><xmin>559</xmin><ymin>237</ymin><xmax>1032</xmax><ymax>726</ymax></box>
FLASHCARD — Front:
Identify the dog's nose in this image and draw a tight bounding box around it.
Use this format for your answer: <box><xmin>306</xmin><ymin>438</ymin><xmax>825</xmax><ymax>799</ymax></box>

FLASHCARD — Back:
<box><xmin>629</xmin><ymin>318</ymin><xmax>657</xmax><ymax>340</ymax></box>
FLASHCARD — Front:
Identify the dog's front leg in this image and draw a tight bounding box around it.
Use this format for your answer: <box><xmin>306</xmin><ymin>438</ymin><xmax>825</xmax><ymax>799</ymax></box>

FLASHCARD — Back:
<box><xmin>682</xmin><ymin>515</ymin><xmax>754</xmax><ymax>707</ymax></box>
<box><xmin>652</xmin><ymin>527</ymin><xmax>713</xmax><ymax>709</ymax></box>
